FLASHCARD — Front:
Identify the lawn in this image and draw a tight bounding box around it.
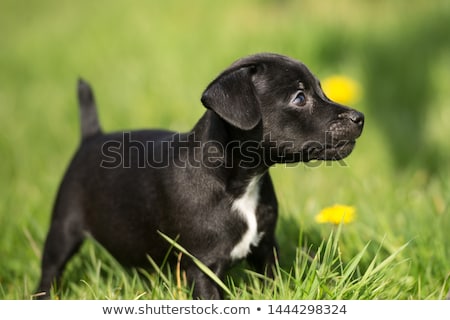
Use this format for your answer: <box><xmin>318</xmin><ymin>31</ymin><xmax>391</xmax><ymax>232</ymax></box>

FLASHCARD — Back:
<box><xmin>0</xmin><ymin>0</ymin><xmax>449</xmax><ymax>299</ymax></box>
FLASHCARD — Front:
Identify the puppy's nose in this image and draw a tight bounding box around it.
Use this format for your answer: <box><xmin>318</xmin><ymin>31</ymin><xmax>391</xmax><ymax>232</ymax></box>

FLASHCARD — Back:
<box><xmin>340</xmin><ymin>110</ymin><xmax>364</xmax><ymax>127</ymax></box>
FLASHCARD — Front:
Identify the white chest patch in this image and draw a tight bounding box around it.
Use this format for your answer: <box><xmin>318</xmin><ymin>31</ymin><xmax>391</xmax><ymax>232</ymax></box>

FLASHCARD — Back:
<box><xmin>230</xmin><ymin>176</ymin><xmax>264</xmax><ymax>261</ymax></box>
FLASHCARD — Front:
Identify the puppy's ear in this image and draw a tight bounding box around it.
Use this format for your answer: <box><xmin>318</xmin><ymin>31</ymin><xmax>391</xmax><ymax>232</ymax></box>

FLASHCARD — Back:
<box><xmin>201</xmin><ymin>65</ymin><xmax>261</xmax><ymax>130</ymax></box>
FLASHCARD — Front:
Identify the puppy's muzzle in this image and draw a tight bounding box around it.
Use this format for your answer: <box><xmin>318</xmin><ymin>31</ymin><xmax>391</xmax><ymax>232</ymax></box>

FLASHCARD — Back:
<box><xmin>311</xmin><ymin>110</ymin><xmax>364</xmax><ymax>161</ymax></box>
<box><xmin>331</xmin><ymin>110</ymin><xmax>364</xmax><ymax>140</ymax></box>
<box><xmin>338</xmin><ymin>110</ymin><xmax>365</xmax><ymax>135</ymax></box>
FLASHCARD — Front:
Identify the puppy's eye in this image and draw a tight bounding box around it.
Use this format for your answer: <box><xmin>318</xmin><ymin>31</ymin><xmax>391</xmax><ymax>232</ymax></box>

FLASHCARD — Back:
<box><xmin>292</xmin><ymin>91</ymin><xmax>307</xmax><ymax>106</ymax></box>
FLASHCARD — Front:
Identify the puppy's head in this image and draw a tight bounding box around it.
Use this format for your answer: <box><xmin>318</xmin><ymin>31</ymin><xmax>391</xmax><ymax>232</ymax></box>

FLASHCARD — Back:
<box><xmin>201</xmin><ymin>53</ymin><xmax>364</xmax><ymax>163</ymax></box>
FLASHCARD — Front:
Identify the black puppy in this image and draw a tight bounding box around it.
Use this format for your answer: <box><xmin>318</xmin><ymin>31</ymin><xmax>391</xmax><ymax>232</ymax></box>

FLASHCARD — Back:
<box><xmin>36</xmin><ymin>53</ymin><xmax>364</xmax><ymax>299</ymax></box>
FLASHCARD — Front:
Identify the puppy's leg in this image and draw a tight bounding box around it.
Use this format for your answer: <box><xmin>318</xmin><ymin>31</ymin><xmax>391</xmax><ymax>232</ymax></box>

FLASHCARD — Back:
<box><xmin>35</xmin><ymin>198</ymin><xmax>85</xmax><ymax>299</ymax></box>
<box><xmin>247</xmin><ymin>236</ymin><xmax>278</xmax><ymax>279</ymax></box>
<box><xmin>248</xmin><ymin>174</ymin><xmax>279</xmax><ymax>278</ymax></box>
<box><xmin>186</xmin><ymin>261</ymin><xmax>227</xmax><ymax>300</ymax></box>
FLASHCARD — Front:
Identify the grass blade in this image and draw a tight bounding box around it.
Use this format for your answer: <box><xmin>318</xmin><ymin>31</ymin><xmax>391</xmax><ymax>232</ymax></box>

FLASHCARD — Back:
<box><xmin>158</xmin><ymin>231</ymin><xmax>232</xmax><ymax>297</ymax></box>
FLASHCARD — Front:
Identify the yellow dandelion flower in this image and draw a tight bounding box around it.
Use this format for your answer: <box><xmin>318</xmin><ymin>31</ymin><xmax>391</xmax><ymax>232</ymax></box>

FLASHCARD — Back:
<box><xmin>315</xmin><ymin>204</ymin><xmax>356</xmax><ymax>225</ymax></box>
<box><xmin>321</xmin><ymin>75</ymin><xmax>361</xmax><ymax>105</ymax></box>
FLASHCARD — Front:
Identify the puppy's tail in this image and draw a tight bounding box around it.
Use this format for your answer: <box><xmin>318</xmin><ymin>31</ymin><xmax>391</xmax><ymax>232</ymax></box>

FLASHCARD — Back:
<box><xmin>77</xmin><ymin>78</ymin><xmax>102</xmax><ymax>140</ymax></box>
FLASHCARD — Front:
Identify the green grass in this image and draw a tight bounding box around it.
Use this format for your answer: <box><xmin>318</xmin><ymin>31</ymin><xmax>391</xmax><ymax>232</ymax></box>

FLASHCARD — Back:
<box><xmin>1</xmin><ymin>0</ymin><xmax>449</xmax><ymax>299</ymax></box>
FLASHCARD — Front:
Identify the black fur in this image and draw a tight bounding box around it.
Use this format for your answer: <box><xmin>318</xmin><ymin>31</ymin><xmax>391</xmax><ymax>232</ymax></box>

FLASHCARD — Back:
<box><xmin>36</xmin><ymin>53</ymin><xmax>364</xmax><ymax>299</ymax></box>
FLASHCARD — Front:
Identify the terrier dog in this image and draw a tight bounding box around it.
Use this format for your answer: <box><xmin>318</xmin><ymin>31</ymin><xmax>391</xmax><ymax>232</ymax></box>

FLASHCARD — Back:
<box><xmin>36</xmin><ymin>53</ymin><xmax>364</xmax><ymax>299</ymax></box>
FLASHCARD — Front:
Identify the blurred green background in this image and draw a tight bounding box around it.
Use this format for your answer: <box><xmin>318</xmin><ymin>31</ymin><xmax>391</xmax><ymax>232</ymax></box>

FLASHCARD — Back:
<box><xmin>0</xmin><ymin>0</ymin><xmax>449</xmax><ymax>299</ymax></box>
